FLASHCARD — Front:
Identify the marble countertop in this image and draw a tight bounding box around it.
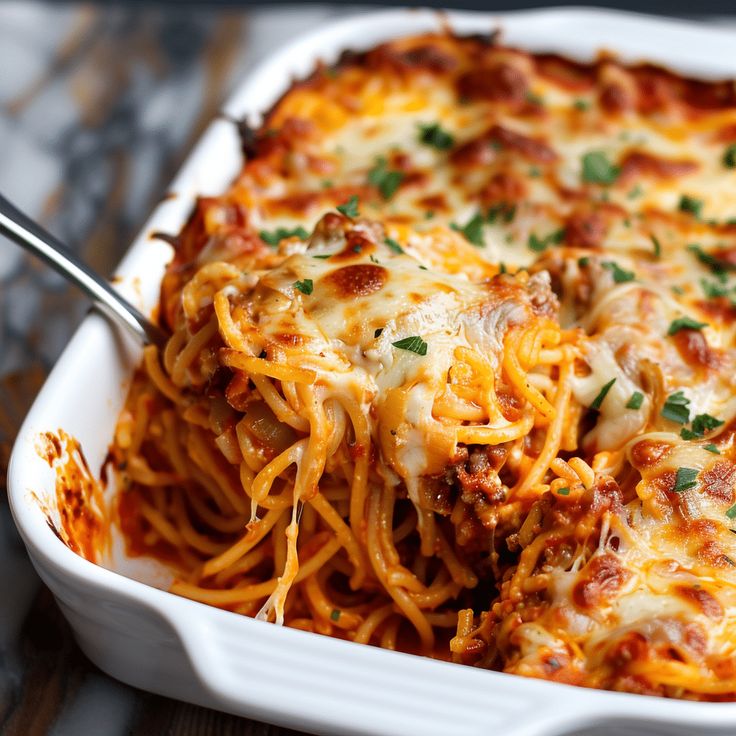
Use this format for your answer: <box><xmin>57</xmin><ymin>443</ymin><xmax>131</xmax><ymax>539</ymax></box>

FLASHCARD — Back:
<box><xmin>0</xmin><ymin>4</ymin><xmax>734</xmax><ymax>734</ymax></box>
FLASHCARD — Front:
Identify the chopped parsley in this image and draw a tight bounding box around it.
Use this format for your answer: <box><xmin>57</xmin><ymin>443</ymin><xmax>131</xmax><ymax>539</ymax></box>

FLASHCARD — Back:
<box><xmin>673</xmin><ymin>467</ymin><xmax>699</xmax><ymax>493</ymax></box>
<box><xmin>602</xmin><ymin>261</ymin><xmax>635</xmax><ymax>283</ymax></box>
<box><xmin>369</xmin><ymin>254</ymin><xmax>380</xmax><ymax>264</ymax></box>
<box><xmin>451</xmin><ymin>213</ymin><xmax>485</xmax><ymax>247</ymax></box>
<box><xmin>578</xmin><ymin>256</ymin><xmax>590</xmax><ymax>268</ymax></box>
<box><xmin>692</xmin><ymin>413</ymin><xmax>724</xmax><ymax>436</ymax></box>
<box><xmin>627</xmin><ymin>184</ymin><xmax>643</xmax><ymax>199</ymax></box>
<box><xmin>417</xmin><ymin>122</ymin><xmax>455</xmax><ymax>151</ymax></box>
<box><xmin>626</xmin><ymin>391</ymin><xmax>644</xmax><ymax>410</ymax></box>
<box><xmin>557</xmin><ymin>487</ymin><xmax>571</xmax><ymax>496</ymax></box>
<box><xmin>259</xmin><ymin>226</ymin><xmax>309</xmax><ymax>246</ymax></box>
<box><xmin>688</xmin><ymin>244</ymin><xmax>734</xmax><ymax>277</ymax></box>
<box><xmin>679</xmin><ymin>194</ymin><xmax>704</xmax><ymax>219</ymax></box>
<box><xmin>573</xmin><ymin>99</ymin><xmax>590</xmax><ymax>111</ymax></box>
<box><xmin>701</xmin><ymin>278</ymin><xmax>730</xmax><ymax>299</ymax></box>
<box><xmin>293</xmin><ymin>279</ymin><xmax>313</xmax><ymax>295</ymax></box>
<box><xmin>590</xmin><ymin>378</ymin><xmax>616</xmax><ymax>411</ymax></box>
<box><xmin>528</xmin><ymin>228</ymin><xmax>565</xmax><ymax>253</ymax></box>
<box><xmin>661</xmin><ymin>390</ymin><xmax>691</xmax><ymax>424</ymax></box>
<box><xmin>650</xmin><ymin>234</ymin><xmax>661</xmax><ymax>259</ymax></box>
<box><xmin>330</xmin><ymin>609</ymin><xmax>341</xmax><ymax>622</ymax></box>
<box><xmin>581</xmin><ymin>151</ymin><xmax>620</xmax><ymax>185</ymax></box>
<box><xmin>337</xmin><ymin>195</ymin><xmax>360</xmax><ymax>218</ymax></box>
<box><xmin>667</xmin><ymin>316</ymin><xmax>708</xmax><ymax>335</ymax></box>
<box><xmin>384</xmin><ymin>237</ymin><xmax>404</xmax><ymax>254</ymax></box>
<box><xmin>368</xmin><ymin>157</ymin><xmax>404</xmax><ymax>200</ymax></box>
<box><xmin>529</xmin><ymin>166</ymin><xmax>542</xmax><ymax>178</ymax></box>
<box><xmin>723</xmin><ymin>143</ymin><xmax>736</xmax><ymax>169</ymax></box>
<box><xmin>312</xmin><ymin>254</ymin><xmax>331</xmax><ymax>260</ymax></box>
<box><xmin>392</xmin><ymin>336</ymin><xmax>428</xmax><ymax>356</ymax></box>
<box><xmin>486</xmin><ymin>202</ymin><xmax>516</xmax><ymax>224</ymax></box>
<box><xmin>705</xmin><ymin>443</ymin><xmax>721</xmax><ymax>454</ymax></box>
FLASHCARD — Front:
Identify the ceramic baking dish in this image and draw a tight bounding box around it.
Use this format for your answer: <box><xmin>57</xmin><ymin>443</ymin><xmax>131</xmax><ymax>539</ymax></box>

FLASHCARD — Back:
<box><xmin>9</xmin><ymin>7</ymin><xmax>736</xmax><ymax>735</ymax></box>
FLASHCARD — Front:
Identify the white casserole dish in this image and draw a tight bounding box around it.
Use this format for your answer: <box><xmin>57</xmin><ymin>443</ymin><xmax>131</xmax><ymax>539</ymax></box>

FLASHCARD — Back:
<box><xmin>9</xmin><ymin>7</ymin><xmax>736</xmax><ymax>734</ymax></box>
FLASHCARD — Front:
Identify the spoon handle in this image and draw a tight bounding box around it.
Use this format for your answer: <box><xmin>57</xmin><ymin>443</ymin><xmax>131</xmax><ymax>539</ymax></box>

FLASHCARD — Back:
<box><xmin>0</xmin><ymin>193</ymin><xmax>168</xmax><ymax>348</ymax></box>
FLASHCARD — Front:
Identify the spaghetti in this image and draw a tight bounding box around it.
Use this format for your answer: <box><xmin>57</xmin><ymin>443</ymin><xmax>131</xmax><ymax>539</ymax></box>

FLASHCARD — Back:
<box><xmin>92</xmin><ymin>31</ymin><xmax>736</xmax><ymax>698</ymax></box>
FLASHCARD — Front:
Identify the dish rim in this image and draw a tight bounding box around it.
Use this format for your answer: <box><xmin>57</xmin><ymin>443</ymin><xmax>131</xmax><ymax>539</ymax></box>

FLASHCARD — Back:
<box><xmin>9</xmin><ymin>7</ymin><xmax>736</xmax><ymax>734</ymax></box>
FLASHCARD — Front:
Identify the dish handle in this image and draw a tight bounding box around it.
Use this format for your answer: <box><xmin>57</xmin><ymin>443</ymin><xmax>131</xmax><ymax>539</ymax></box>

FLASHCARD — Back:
<box><xmin>168</xmin><ymin>603</ymin><xmax>602</xmax><ymax>736</ymax></box>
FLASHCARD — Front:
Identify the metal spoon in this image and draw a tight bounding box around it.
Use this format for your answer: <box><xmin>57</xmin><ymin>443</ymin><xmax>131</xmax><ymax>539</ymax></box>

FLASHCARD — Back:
<box><xmin>0</xmin><ymin>193</ymin><xmax>168</xmax><ymax>348</ymax></box>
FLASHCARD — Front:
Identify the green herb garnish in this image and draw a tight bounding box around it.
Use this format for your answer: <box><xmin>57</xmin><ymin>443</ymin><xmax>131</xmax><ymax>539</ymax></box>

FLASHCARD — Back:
<box><xmin>661</xmin><ymin>390</ymin><xmax>691</xmax><ymax>424</ymax></box>
<box><xmin>705</xmin><ymin>443</ymin><xmax>721</xmax><ymax>454</ymax></box>
<box><xmin>337</xmin><ymin>195</ymin><xmax>360</xmax><ymax>218</ymax></box>
<box><xmin>679</xmin><ymin>194</ymin><xmax>704</xmax><ymax>219</ymax></box>
<box><xmin>451</xmin><ymin>213</ymin><xmax>485</xmax><ymax>247</ymax></box>
<box><xmin>590</xmin><ymin>378</ymin><xmax>616</xmax><ymax>411</ymax></box>
<box><xmin>673</xmin><ymin>467</ymin><xmax>699</xmax><ymax>493</ymax></box>
<box><xmin>691</xmin><ymin>413</ymin><xmax>724</xmax><ymax>437</ymax></box>
<box><xmin>259</xmin><ymin>226</ymin><xmax>309</xmax><ymax>246</ymax></box>
<box><xmin>293</xmin><ymin>279</ymin><xmax>313</xmax><ymax>295</ymax></box>
<box><xmin>667</xmin><ymin>316</ymin><xmax>708</xmax><ymax>335</ymax></box>
<box><xmin>392</xmin><ymin>336</ymin><xmax>428</xmax><ymax>356</ymax></box>
<box><xmin>330</xmin><ymin>609</ymin><xmax>341</xmax><ymax>621</ymax></box>
<box><xmin>602</xmin><ymin>261</ymin><xmax>635</xmax><ymax>283</ymax></box>
<box><xmin>582</xmin><ymin>151</ymin><xmax>620</xmax><ymax>185</ymax></box>
<box><xmin>417</xmin><ymin>122</ymin><xmax>455</xmax><ymax>151</ymax></box>
<box><xmin>557</xmin><ymin>487</ymin><xmax>571</xmax><ymax>496</ymax></box>
<box><xmin>723</xmin><ymin>143</ymin><xmax>736</xmax><ymax>169</ymax></box>
<box><xmin>384</xmin><ymin>237</ymin><xmax>404</xmax><ymax>254</ymax></box>
<box><xmin>688</xmin><ymin>244</ymin><xmax>734</xmax><ymax>276</ymax></box>
<box><xmin>573</xmin><ymin>99</ymin><xmax>590</xmax><ymax>111</ymax></box>
<box><xmin>368</xmin><ymin>157</ymin><xmax>404</xmax><ymax>200</ymax></box>
<box><xmin>528</xmin><ymin>228</ymin><xmax>565</xmax><ymax>253</ymax></box>
<box><xmin>650</xmin><ymin>234</ymin><xmax>661</xmax><ymax>259</ymax></box>
<box><xmin>701</xmin><ymin>278</ymin><xmax>729</xmax><ymax>299</ymax></box>
<box><xmin>626</xmin><ymin>391</ymin><xmax>644</xmax><ymax>410</ymax></box>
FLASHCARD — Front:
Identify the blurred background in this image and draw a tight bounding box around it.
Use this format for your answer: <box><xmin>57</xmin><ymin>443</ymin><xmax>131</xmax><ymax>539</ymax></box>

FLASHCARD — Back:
<box><xmin>1</xmin><ymin>3</ymin><xmax>735</xmax><ymax>734</ymax></box>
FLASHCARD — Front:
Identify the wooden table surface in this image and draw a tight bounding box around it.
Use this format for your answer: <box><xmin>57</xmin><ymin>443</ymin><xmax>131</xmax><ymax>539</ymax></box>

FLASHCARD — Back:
<box><xmin>0</xmin><ymin>4</ymin><xmax>349</xmax><ymax>733</ymax></box>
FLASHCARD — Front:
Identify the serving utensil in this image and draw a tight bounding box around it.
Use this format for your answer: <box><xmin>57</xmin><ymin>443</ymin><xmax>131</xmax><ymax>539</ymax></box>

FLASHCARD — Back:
<box><xmin>0</xmin><ymin>193</ymin><xmax>168</xmax><ymax>347</ymax></box>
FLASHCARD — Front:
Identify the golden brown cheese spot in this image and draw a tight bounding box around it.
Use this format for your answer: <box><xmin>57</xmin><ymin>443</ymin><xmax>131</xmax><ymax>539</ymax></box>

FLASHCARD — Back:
<box><xmin>630</xmin><ymin>440</ymin><xmax>671</xmax><ymax>470</ymax></box>
<box><xmin>618</xmin><ymin>151</ymin><xmax>699</xmax><ymax>185</ymax></box>
<box><xmin>672</xmin><ymin>329</ymin><xmax>721</xmax><ymax>371</ymax></box>
<box><xmin>325</xmin><ymin>264</ymin><xmax>388</xmax><ymax>298</ymax></box>
<box><xmin>333</xmin><ymin>231</ymin><xmax>376</xmax><ymax>260</ymax></box>
<box><xmin>490</xmin><ymin>125</ymin><xmax>557</xmax><ymax>163</ymax></box>
<box><xmin>700</xmin><ymin>461</ymin><xmax>736</xmax><ymax>503</ymax></box>
<box><xmin>478</xmin><ymin>172</ymin><xmax>527</xmax><ymax>206</ymax></box>
<box><xmin>675</xmin><ymin>585</ymin><xmax>724</xmax><ymax>620</ymax></box>
<box><xmin>572</xmin><ymin>553</ymin><xmax>631</xmax><ymax>610</ymax></box>
<box><xmin>535</xmin><ymin>54</ymin><xmax>595</xmax><ymax>91</ymax></box>
<box><xmin>457</xmin><ymin>63</ymin><xmax>529</xmax><ymax>103</ymax></box>
<box><xmin>564</xmin><ymin>210</ymin><xmax>608</xmax><ymax>249</ymax></box>
<box><xmin>273</xmin><ymin>333</ymin><xmax>305</xmax><ymax>347</ymax></box>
